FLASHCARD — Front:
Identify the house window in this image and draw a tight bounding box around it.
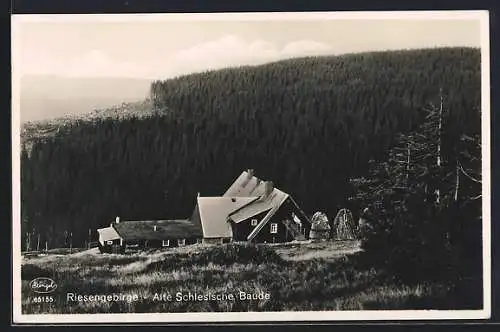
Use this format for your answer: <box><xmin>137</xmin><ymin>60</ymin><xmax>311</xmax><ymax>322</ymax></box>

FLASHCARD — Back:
<box><xmin>270</xmin><ymin>223</ymin><xmax>278</xmax><ymax>234</ymax></box>
<box><xmin>178</xmin><ymin>239</ymin><xmax>186</xmax><ymax>246</ymax></box>
<box><xmin>196</xmin><ymin>238</ymin><xmax>202</xmax><ymax>244</ymax></box>
<box><xmin>251</xmin><ymin>218</ymin><xmax>258</xmax><ymax>226</ymax></box>
<box><xmin>106</xmin><ymin>240</ymin><xmax>113</xmax><ymax>245</ymax></box>
<box><xmin>162</xmin><ymin>240</ymin><xmax>170</xmax><ymax>247</ymax></box>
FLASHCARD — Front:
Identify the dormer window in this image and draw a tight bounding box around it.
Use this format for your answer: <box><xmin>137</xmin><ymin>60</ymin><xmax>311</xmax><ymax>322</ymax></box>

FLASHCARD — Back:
<box><xmin>251</xmin><ymin>219</ymin><xmax>258</xmax><ymax>226</ymax></box>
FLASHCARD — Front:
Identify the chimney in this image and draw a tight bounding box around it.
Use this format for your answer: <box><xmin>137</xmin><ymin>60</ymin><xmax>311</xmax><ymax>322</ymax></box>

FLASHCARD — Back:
<box><xmin>264</xmin><ymin>181</ymin><xmax>274</xmax><ymax>197</ymax></box>
<box><xmin>247</xmin><ymin>169</ymin><xmax>254</xmax><ymax>179</ymax></box>
<box><xmin>115</xmin><ymin>216</ymin><xmax>120</xmax><ymax>224</ymax></box>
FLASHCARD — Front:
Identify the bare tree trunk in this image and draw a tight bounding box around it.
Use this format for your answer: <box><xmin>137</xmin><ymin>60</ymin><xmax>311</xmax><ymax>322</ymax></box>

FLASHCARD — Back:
<box><xmin>454</xmin><ymin>159</ymin><xmax>460</xmax><ymax>202</ymax></box>
<box><xmin>69</xmin><ymin>232</ymin><xmax>73</xmax><ymax>253</ymax></box>
<box><xmin>37</xmin><ymin>233</ymin><xmax>40</xmax><ymax>252</ymax></box>
<box><xmin>88</xmin><ymin>228</ymin><xmax>92</xmax><ymax>249</ymax></box>
<box><xmin>436</xmin><ymin>90</ymin><xmax>444</xmax><ymax>205</ymax></box>
<box><xmin>406</xmin><ymin>142</ymin><xmax>411</xmax><ymax>182</ymax></box>
<box><xmin>27</xmin><ymin>232</ymin><xmax>31</xmax><ymax>252</ymax></box>
<box><xmin>437</xmin><ymin>92</ymin><xmax>443</xmax><ymax>168</ymax></box>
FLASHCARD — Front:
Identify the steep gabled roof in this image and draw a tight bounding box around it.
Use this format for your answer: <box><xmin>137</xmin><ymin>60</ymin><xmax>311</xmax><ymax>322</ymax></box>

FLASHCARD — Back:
<box><xmin>197</xmin><ymin>196</ymin><xmax>258</xmax><ymax>238</ymax></box>
<box><xmin>224</xmin><ymin>170</ymin><xmax>290</xmax><ymax>224</ymax></box>
<box><xmin>228</xmin><ymin>188</ymin><xmax>289</xmax><ymax>223</ymax></box>
<box><xmin>113</xmin><ymin>219</ymin><xmax>202</xmax><ymax>241</ymax></box>
<box><xmin>224</xmin><ymin>170</ymin><xmax>271</xmax><ymax>197</ymax></box>
<box><xmin>97</xmin><ymin>226</ymin><xmax>121</xmax><ymax>242</ymax></box>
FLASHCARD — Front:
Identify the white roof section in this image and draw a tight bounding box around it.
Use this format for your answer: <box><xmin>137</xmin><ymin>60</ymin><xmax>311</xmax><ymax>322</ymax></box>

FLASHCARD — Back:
<box><xmin>229</xmin><ymin>188</ymin><xmax>289</xmax><ymax>223</ymax></box>
<box><xmin>224</xmin><ymin>170</ymin><xmax>290</xmax><ymax>224</ymax></box>
<box><xmin>224</xmin><ymin>170</ymin><xmax>273</xmax><ymax>197</ymax></box>
<box><xmin>197</xmin><ymin>196</ymin><xmax>258</xmax><ymax>238</ymax></box>
<box><xmin>97</xmin><ymin>226</ymin><xmax>121</xmax><ymax>242</ymax></box>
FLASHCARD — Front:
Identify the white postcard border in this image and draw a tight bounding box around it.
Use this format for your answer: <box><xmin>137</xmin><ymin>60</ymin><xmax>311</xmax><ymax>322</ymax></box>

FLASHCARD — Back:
<box><xmin>11</xmin><ymin>10</ymin><xmax>491</xmax><ymax>324</ymax></box>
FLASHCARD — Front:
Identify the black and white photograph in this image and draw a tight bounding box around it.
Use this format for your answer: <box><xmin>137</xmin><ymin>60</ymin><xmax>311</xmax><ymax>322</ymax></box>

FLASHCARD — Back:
<box><xmin>11</xmin><ymin>11</ymin><xmax>491</xmax><ymax>323</ymax></box>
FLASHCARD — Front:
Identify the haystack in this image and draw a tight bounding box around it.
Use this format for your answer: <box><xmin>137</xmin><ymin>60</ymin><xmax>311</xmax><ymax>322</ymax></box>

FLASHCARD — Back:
<box><xmin>309</xmin><ymin>212</ymin><xmax>331</xmax><ymax>240</ymax></box>
<box><xmin>332</xmin><ymin>208</ymin><xmax>358</xmax><ymax>240</ymax></box>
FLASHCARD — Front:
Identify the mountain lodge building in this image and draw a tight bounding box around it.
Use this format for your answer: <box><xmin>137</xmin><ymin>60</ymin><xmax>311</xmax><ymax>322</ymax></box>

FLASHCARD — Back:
<box><xmin>97</xmin><ymin>169</ymin><xmax>311</xmax><ymax>252</ymax></box>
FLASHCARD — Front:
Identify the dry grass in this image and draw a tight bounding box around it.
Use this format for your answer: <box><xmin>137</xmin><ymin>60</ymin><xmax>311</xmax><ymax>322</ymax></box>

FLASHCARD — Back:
<box><xmin>273</xmin><ymin>240</ymin><xmax>362</xmax><ymax>261</ymax></box>
<box><xmin>21</xmin><ymin>241</ymin><xmax>454</xmax><ymax>314</ymax></box>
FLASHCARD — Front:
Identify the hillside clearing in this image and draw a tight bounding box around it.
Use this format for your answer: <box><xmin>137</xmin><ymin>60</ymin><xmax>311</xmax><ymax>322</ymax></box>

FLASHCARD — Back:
<box><xmin>21</xmin><ymin>241</ymin><xmax>454</xmax><ymax>314</ymax></box>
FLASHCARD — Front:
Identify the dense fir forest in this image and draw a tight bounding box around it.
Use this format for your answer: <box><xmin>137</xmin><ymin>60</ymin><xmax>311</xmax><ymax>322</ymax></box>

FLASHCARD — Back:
<box><xmin>21</xmin><ymin>47</ymin><xmax>481</xmax><ymax>253</ymax></box>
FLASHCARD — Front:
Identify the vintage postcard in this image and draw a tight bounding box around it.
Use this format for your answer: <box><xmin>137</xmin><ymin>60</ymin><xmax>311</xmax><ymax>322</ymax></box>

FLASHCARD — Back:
<box><xmin>11</xmin><ymin>11</ymin><xmax>491</xmax><ymax>324</ymax></box>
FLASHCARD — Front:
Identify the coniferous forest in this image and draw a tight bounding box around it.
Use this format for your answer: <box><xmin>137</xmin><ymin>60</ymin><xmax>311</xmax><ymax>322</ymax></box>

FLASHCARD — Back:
<box><xmin>20</xmin><ymin>47</ymin><xmax>482</xmax><ymax>295</ymax></box>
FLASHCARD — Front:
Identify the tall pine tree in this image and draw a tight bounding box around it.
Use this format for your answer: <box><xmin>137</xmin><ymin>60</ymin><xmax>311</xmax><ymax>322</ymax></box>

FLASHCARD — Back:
<box><xmin>350</xmin><ymin>93</ymin><xmax>482</xmax><ymax>285</ymax></box>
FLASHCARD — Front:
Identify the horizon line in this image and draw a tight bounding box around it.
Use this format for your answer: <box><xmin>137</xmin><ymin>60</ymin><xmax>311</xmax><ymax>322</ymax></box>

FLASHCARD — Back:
<box><xmin>18</xmin><ymin>45</ymin><xmax>480</xmax><ymax>81</ymax></box>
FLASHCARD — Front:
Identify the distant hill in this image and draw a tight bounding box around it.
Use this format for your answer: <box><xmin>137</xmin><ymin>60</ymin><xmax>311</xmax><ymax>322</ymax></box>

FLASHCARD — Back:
<box><xmin>21</xmin><ymin>99</ymin><xmax>156</xmax><ymax>152</ymax></box>
<box><xmin>20</xmin><ymin>75</ymin><xmax>152</xmax><ymax>122</ymax></box>
<box><xmin>20</xmin><ymin>47</ymin><xmax>481</xmax><ymax>248</ymax></box>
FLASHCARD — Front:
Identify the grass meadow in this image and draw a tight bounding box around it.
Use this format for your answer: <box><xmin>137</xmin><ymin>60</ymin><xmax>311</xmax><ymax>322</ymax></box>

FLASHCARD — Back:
<box><xmin>21</xmin><ymin>241</ymin><xmax>457</xmax><ymax>314</ymax></box>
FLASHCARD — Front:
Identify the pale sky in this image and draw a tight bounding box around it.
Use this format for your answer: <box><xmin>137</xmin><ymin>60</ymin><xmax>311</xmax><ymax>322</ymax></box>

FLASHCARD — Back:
<box><xmin>12</xmin><ymin>13</ymin><xmax>483</xmax><ymax>80</ymax></box>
